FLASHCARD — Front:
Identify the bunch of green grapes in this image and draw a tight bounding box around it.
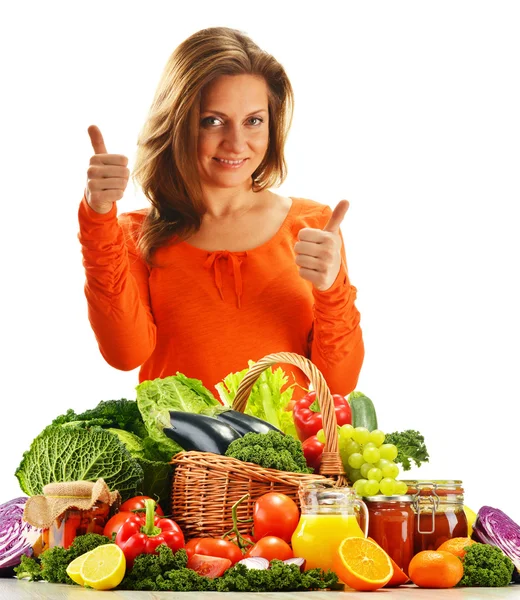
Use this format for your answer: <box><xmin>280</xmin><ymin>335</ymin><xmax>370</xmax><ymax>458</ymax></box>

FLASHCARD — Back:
<box><xmin>316</xmin><ymin>425</ymin><xmax>408</xmax><ymax>497</ymax></box>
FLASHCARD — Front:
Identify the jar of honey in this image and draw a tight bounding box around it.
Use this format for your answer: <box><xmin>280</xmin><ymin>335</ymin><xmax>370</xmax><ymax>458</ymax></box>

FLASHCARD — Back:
<box><xmin>364</xmin><ymin>495</ymin><xmax>415</xmax><ymax>574</ymax></box>
<box><xmin>405</xmin><ymin>480</ymin><xmax>468</xmax><ymax>553</ymax></box>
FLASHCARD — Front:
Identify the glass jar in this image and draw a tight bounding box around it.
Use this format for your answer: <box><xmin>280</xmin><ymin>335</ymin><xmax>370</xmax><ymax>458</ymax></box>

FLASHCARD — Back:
<box><xmin>42</xmin><ymin>500</ymin><xmax>111</xmax><ymax>550</ymax></box>
<box><xmin>404</xmin><ymin>480</ymin><xmax>468</xmax><ymax>553</ymax></box>
<box><xmin>291</xmin><ymin>481</ymin><xmax>368</xmax><ymax>572</ymax></box>
<box><xmin>364</xmin><ymin>495</ymin><xmax>415</xmax><ymax>574</ymax></box>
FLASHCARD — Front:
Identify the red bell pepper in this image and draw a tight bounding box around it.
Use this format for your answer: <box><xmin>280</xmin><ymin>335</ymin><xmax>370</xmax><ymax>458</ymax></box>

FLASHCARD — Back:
<box><xmin>115</xmin><ymin>498</ymin><xmax>185</xmax><ymax>567</ymax></box>
<box><xmin>293</xmin><ymin>391</ymin><xmax>352</xmax><ymax>442</ymax></box>
<box><xmin>302</xmin><ymin>435</ymin><xmax>325</xmax><ymax>472</ymax></box>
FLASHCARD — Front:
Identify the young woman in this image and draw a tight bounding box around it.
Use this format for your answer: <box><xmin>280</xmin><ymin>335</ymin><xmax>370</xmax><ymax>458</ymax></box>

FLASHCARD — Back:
<box><xmin>79</xmin><ymin>26</ymin><xmax>364</xmax><ymax>397</ymax></box>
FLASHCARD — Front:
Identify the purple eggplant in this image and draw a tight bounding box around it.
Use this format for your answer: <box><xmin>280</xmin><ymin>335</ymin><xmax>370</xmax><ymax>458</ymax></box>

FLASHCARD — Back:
<box><xmin>165</xmin><ymin>411</ymin><xmax>241</xmax><ymax>454</ymax></box>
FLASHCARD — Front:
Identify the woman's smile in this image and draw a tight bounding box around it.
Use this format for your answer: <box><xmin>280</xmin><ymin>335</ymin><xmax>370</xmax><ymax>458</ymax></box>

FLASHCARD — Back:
<box><xmin>212</xmin><ymin>157</ymin><xmax>248</xmax><ymax>169</ymax></box>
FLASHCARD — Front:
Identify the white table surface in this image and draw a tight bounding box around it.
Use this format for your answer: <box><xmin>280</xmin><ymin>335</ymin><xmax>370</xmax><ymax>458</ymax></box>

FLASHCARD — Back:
<box><xmin>1</xmin><ymin>580</ymin><xmax>519</xmax><ymax>599</ymax></box>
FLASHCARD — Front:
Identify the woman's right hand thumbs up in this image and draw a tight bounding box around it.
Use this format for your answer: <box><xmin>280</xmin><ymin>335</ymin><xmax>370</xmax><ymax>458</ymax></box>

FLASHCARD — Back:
<box><xmin>85</xmin><ymin>125</ymin><xmax>130</xmax><ymax>214</ymax></box>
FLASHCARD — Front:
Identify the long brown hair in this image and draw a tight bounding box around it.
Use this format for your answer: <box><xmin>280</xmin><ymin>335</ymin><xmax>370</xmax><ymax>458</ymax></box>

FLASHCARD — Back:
<box><xmin>132</xmin><ymin>27</ymin><xmax>294</xmax><ymax>265</ymax></box>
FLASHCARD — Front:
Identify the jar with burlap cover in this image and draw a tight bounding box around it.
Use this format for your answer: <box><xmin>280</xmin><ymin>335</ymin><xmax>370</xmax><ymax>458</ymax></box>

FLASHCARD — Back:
<box><xmin>23</xmin><ymin>479</ymin><xmax>121</xmax><ymax>529</ymax></box>
<box><xmin>170</xmin><ymin>352</ymin><xmax>348</xmax><ymax>539</ymax></box>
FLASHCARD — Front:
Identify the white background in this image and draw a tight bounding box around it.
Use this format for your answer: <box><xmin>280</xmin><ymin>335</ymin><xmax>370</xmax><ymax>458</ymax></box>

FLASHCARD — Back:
<box><xmin>1</xmin><ymin>2</ymin><xmax>519</xmax><ymax>524</ymax></box>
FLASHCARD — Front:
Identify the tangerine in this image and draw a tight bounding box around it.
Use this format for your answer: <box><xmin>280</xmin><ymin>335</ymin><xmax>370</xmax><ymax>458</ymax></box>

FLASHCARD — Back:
<box><xmin>437</xmin><ymin>537</ymin><xmax>477</xmax><ymax>558</ymax></box>
<box><xmin>408</xmin><ymin>550</ymin><xmax>463</xmax><ymax>588</ymax></box>
<box><xmin>333</xmin><ymin>537</ymin><xmax>393</xmax><ymax>591</ymax></box>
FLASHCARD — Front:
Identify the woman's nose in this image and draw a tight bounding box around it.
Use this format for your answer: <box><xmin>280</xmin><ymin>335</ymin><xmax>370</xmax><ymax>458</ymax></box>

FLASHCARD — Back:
<box><xmin>222</xmin><ymin>124</ymin><xmax>247</xmax><ymax>153</ymax></box>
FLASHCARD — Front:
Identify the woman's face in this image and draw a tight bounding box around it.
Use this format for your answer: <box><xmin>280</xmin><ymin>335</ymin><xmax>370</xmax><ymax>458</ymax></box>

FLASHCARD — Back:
<box><xmin>197</xmin><ymin>74</ymin><xmax>270</xmax><ymax>191</ymax></box>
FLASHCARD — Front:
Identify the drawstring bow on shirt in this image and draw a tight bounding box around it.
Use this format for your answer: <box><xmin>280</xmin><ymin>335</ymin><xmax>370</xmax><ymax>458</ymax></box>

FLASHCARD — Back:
<box><xmin>203</xmin><ymin>250</ymin><xmax>248</xmax><ymax>308</ymax></box>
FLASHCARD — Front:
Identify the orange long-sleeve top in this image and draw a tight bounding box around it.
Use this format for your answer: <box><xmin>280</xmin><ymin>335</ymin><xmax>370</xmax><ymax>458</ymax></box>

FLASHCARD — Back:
<box><xmin>78</xmin><ymin>194</ymin><xmax>364</xmax><ymax>398</ymax></box>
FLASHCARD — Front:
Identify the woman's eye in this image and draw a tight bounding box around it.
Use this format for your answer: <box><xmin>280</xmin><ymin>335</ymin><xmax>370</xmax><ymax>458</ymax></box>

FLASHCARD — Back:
<box><xmin>200</xmin><ymin>116</ymin><xmax>264</xmax><ymax>127</ymax></box>
<box><xmin>201</xmin><ymin>117</ymin><xmax>221</xmax><ymax>127</ymax></box>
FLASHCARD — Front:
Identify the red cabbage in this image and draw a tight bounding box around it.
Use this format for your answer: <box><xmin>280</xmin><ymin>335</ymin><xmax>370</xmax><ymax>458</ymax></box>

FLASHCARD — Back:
<box><xmin>0</xmin><ymin>497</ymin><xmax>42</xmax><ymax>577</ymax></box>
<box><xmin>472</xmin><ymin>505</ymin><xmax>520</xmax><ymax>582</ymax></box>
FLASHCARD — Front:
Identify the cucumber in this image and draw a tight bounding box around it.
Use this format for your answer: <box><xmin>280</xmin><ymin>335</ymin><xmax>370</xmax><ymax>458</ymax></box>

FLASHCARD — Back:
<box><xmin>348</xmin><ymin>392</ymin><xmax>378</xmax><ymax>431</ymax></box>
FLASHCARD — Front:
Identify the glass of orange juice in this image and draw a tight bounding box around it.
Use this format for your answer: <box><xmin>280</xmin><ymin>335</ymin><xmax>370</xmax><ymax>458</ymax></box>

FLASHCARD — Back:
<box><xmin>291</xmin><ymin>481</ymin><xmax>368</xmax><ymax>572</ymax></box>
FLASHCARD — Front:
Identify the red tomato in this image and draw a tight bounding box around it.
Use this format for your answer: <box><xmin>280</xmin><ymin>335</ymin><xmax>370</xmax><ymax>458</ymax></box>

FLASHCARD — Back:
<box><xmin>102</xmin><ymin>511</ymin><xmax>134</xmax><ymax>539</ymax></box>
<box><xmin>185</xmin><ymin>538</ymin><xmax>203</xmax><ymax>558</ymax></box>
<box><xmin>119</xmin><ymin>496</ymin><xmax>164</xmax><ymax>515</ymax></box>
<box><xmin>247</xmin><ymin>536</ymin><xmax>294</xmax><ymax>561</ymax></box>
<box><xmin>189</xmin><ymin>538</ymin><xmax>243</xmax><ymax>564</ymax></box>
<box><xmin>187</xmin><ymin>554</ymin><xmax>232</xmax><ymax>578</ymax></box>
<box><xmin>253</xmin><ymin>493</ymin><xmax>300</xmax><ymax>543</ymax></box>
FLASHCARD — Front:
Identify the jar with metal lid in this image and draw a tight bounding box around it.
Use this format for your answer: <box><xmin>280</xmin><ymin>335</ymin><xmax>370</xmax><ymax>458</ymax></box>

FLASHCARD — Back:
<box><xmin>404</xmin><ymin>480</ymin><xmax>468</xmax><ymax>553</ymax></box>
<box><xmin>363</xmin><ymin>495</ymin><xmax>415</xmax><ymax>574</ymax></box>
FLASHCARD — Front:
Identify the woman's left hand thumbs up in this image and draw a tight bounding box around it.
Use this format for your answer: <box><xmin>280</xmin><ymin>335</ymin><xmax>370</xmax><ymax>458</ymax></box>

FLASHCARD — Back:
<box><xmin>294</xmin><ymin>200</ymin><xmax>349</xmax><ymax>292</ymax></box>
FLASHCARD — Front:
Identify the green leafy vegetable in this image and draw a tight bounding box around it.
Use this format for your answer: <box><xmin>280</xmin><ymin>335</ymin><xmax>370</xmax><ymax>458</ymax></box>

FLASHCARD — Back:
<box><xmin>215</xmin><ymin>560</ymin><xmax>339</xmax><ymax>592</ymax></box>
<box><xmin>15</xmin><ymin>426</ymin><xmax>143</xmax><ymax>501</ymax></box>
<box><xmin>107</xmin><ymin>428</ymin><xmax>147</xmax><ymax>459</ymax></box>
<box><xmin>136</xmin><ymin>373</ymin><xmax>220</xmax><ymax>460</ymax></box>
<box><xmin>46</xmin><ymin>399</ymin><xmax>174</xmax><ymax>509</ymax></box>
<box><xmin>15</xmin><ymin>534</ymin><xmax>112</xmax><ymax>584</ymax></box>
<box><xmin>225</xmin><ymin>431</ymin><xmax>312</xmax><ymax>473</ymax></box>
<box><xmin>137</xmin><ymin>457</ymin><xmax>173</xmax><ymax>511</ymax></box>
<box><xmin>119</xmin><ymin>546</ymin><xmax>338</xmax><ymax>592</ymax></box>
<box><xmin>459</xmin><ymin>543</ymin><xmax>514</xmax><ymax>587</ymax></box>
<box><xmin>119</xmin><ymin>547</ymin><xmax>213</xmax><ymax>591</ymax></box>
<box><xmin>52</xmin><ymin>398</ymin><xmax>147</xmax><ymax>438</ymax></box>
<box><xmin>107</xmin><ymin>430</ymin><xmax>173</xmax><ymax>509</ymax></box>
<box><xmin>216</xmin><ymin>362</ymin><xmax>298</xmax><ymax>437</ymax></box>
<box><xmin>384</xmin><ymin>429</ymin><xmax>430</xmax><ymax>470</ymax></box>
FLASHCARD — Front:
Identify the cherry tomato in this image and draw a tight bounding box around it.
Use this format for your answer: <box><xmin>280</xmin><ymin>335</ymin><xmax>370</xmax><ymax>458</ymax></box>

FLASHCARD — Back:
<box><xmin>187</xmin><ymin>554</ymin><xmax>232</xmax><ymax>578</ymax></box>
<box><xmin>247</xmin><ymin>536</ymin><xmax>294</xmax><ymax>561</ymax></box>
<box><xmin>102</xmin><ymin>511</ymin><xmax>134</xmax><ymax>539</ymax></box>
<box><xmin>189</xmin><ymin>538</ymin><xmax>243</xmax><ymax>564</ymax></box>
<box><xmin>253</xmin><ymin>493</ymin><xmax>300</xmax><ymax>543</ymax></box>
<box><xmin>119</xmin><ymin>495</ymin><xmax>164</xmax><ymax>515</ymax></box>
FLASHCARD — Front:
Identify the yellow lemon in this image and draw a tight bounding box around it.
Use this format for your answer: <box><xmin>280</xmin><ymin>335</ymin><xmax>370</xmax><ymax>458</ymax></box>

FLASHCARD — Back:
<box><xmin>79</xmin><ymin>544</ymin><xmax>126</xmax><ymax>590</ymax></box>
<box><xmin>464</xmin><ymin>505</ymin><xmax>477</xmax><ymax>537</ymax></box>
<box><xmin>66</xmin><ymin>551</ymin><xmax>92</xmax><ymax>586</ymax></box>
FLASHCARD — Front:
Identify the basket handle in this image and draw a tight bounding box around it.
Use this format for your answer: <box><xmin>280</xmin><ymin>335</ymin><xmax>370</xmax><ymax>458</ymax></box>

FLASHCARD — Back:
<box><xmin>232</xmin><ymin>352</ymin><xmax>346</xmax><ymax>483</ymax></box>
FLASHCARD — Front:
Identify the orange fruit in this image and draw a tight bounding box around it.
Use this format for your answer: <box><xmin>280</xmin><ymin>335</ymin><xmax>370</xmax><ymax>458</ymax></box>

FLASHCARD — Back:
<box><xmin>408</xmin><ymin>550</ymin><xmax>463</xmax><ymax>588</ymax></box>
<box><xmin>333</xmin><ymin>537</ymin><xmax>393</xmax><ymax>591</ymax></box>
<box><xmin>366</xmin><ymin>538</ymin><xmax>409</xmax><ymax>587</ymax></box>
<box><xmin>437</xmin><ymin>537</ymin><xmax>477</xmax><ymax>558</ymax></box>
<box><xmin>385</xmin><ymin>555</ymin><xmax>409</xmax><ymax>587</ymax></box>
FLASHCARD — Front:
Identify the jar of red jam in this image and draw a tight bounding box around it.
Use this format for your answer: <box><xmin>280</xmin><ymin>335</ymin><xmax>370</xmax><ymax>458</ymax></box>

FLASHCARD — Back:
<box><xmin>42</xmin><ymin>501</ymin><xmax>111</xmax><ymax>550</ymax></box>
<box><xmin>405</xmin><ymin>480</ymin><xmax>468</xmax><ymax>553</ymax></box>
<box><xmin>363</xmin><ymin>495</ymin><xmax>415</xmax><ymax>573</ymax></box>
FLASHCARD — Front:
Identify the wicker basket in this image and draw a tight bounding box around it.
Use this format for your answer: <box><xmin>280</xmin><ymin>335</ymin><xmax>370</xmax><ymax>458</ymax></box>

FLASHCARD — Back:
<box><xmin>170</xmin><ymin>352</ymin><xmax>347</xmax><ymax>539</ymax></box>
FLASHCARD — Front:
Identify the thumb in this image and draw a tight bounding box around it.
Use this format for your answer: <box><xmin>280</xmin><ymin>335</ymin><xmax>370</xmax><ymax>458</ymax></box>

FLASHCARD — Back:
<box><xmin>88</xmin><ymin>125</ymin><xmax>108</xmax><ymax>155</ymax></box>
<box><xmin>323</xmin><ymin>200</ymin><xmax>349</xmax><ymax>233</ymax></box>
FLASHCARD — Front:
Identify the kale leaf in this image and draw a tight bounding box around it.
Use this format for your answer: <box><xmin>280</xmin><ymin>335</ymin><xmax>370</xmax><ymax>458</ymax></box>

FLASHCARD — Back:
<box><xmin>384</xmin><ymin>429</ymin><xmax>430</xmax><ymax>470</ymax></box>
<box><xmin>15</xmin><ymin>534</ymin><xmax>112</xmax><ymax>584</ymax></box>
<box><xmin>52</xmin><ymin>398</ymin><xmax>147</xmax><ymax>439</ymax></box>
<box><xmin>459</xmin><ymin>543</ymin><xmax>514</xmax><ymax>587</ymax></box>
